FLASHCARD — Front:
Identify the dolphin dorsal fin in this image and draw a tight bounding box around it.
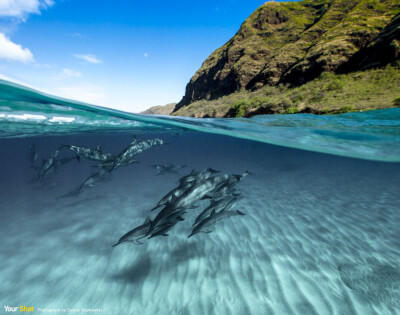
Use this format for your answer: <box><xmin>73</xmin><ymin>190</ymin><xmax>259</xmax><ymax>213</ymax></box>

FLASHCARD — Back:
<box><xmin>144</xmin><ymin>216</ymin><xmax>151</xmax><ymax>225</ymax></box>
<box><xmin>131</xmin><ymin>135</ymin><xmax>138</xmax><ymax>143</ymax></box>
<box><xmin>96</xmin><ymin>145</ymin><xmax>102</xmax><ymax>151</ymax></box>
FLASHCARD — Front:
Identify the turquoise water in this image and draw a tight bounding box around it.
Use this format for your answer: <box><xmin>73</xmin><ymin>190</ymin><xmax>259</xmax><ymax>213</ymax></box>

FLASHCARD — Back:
<box><xmin>1</xmin><ymin>79</ymin><xmax>400</xmax><ymax>161</ymax></box>
<box><xmin>0</xmin><ymin>80</ymin><xmax>399</xmax><ymax>314</ymax></box>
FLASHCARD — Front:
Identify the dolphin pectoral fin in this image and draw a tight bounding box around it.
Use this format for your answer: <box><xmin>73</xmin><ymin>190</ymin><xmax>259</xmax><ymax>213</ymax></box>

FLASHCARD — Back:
<box><xmin>204</xmin><ymin>229</ymin><xmax>214</xmax><ymax>233</ymax></box>
<box><xmin>144</xmin><ymin>216</ymin><xmax>151</xmax><ymax>225</ymax></box>
<box><xmin>162</xmin><ymin>233</ymin><xmax>169</xmax><ymax>237</ymax></box>
<box><xmin>150</xmin><ymin>205</ymin><xmax>160</xmax><ymax>211</ymax></box>
<box><xmin>76</xmin><ymin>155</ymin><xmax>81</xmax><ymax>162</ymax></box>
<box><xmin>200</xmin><ymin>195</ymin><xmax>213</xmax><ymax>200</ymax></box>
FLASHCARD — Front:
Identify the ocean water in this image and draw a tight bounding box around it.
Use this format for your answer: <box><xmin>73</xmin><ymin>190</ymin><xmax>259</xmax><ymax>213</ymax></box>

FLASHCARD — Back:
<box><xmin>0</xmin><ymin>80</ymin><xmax>399</xmax><ymax>315</ymax></box>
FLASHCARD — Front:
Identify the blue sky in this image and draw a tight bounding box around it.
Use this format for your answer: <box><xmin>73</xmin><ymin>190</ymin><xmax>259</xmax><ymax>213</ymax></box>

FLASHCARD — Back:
<box><xmin>0</xmin><ymin>0</ymin><xmax>271</xmax><ymax>112</ymax></box>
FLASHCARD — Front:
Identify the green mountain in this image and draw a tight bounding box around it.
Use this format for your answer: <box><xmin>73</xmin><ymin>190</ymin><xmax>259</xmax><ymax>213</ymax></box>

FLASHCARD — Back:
<box><xmin>173</xmin><ymin>0</ymin><xmax>400</xmax><ymax>117</ymax></box>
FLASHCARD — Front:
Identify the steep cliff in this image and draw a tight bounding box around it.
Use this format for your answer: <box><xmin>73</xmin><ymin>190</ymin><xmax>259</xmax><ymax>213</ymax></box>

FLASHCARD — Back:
<box><xmin>175</xmin><ymin>0</ymin><xmax>400</xmax><ymax>113</ymax></box>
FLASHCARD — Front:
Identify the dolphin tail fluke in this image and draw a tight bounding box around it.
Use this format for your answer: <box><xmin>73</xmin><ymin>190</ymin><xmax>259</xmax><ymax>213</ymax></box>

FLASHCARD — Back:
<box><xmin>243</xmin><ymin>170</ymin><xmax>254</xmax><ymax>177</ymax></box>
<box><xmin>236</xmin><ymin>210</ymin><xmax>246</xmax><ymax>216</ymax></box>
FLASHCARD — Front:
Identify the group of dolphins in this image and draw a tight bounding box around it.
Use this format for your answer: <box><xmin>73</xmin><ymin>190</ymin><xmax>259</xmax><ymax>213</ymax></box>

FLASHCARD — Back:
<box><xmin>29</xmin><ymin>135</ymin><xmax>249</xmax><ymax>245</ymax></box>
<box><xmin>112</xmin><ymin>168</ymin><xmax>249</xmax><ymax>246</ymax></box>
<box><xmin>30</xmin><ymin>136</ymin><xmax>165</xmax><ymax>197</ymax></box>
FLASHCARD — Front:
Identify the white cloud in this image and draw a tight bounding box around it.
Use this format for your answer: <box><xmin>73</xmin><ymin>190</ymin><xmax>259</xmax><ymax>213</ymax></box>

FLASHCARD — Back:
<box><xmin>58</xmin><ymin>85</ymin><xmax>105</xmax><ymax>105</ymax></box>
<box><xmin>0</xmin><ymin>33</ymin><xmax>34</xmax><ymax>63</ymax></box>
<box><xmin>74</xmin><ymin>54</ymin><xmax>102</xmax><ymax>64</ymax></box>
<box><xmin>144</xmin><ymin>52</ymin><xmax>149</xmax><ymax>58</ymax></box>
<box><xmin>60</xmin><ymin>68</ymin><xmax>82</xmax><ymax>78</ymax></box>
<box><xmin>0</xmin><ymin>0</ymin><xmax>54</xmax><ymax>21</ymax></box>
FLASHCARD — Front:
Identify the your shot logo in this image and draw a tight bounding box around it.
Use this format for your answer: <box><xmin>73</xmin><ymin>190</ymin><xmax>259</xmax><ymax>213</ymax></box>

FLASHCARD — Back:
<box><xmin>4</xmin><ymin>305</ymin><xmax>34</xmax><ymax>312</ymax></box>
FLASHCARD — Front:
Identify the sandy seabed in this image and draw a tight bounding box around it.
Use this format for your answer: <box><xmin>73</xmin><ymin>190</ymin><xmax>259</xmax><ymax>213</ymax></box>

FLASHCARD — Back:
<box><xmin>0</xmin><ymin>132</ymin><xmax>399</xmax><ymax>315</ymax></box>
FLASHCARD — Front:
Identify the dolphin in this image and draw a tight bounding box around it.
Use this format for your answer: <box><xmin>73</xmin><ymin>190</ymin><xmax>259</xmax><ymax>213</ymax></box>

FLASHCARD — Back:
<box><xmin>148</xmin><ymin>204</ymin><xmax>192</xmax><ymax>235</ymax></box>
<box><xmin>188</xmin><ymin>209</ymin><xmax>246</xmax><ymax>238</ymax></box>
<box><xmin>178</xmin><ymin>168</ymin><xmax>220</xmax><ymax>185</ymax></box>
<box><xmin>29</xmin><ymin>144</ymin><xmax>39</xmax><ymax>168</ymax></box>
<box><xmin>112</xmin><ymin>216</ymin><xmax>152</xmax><ymax>247</ymax></box>
<box><xmin>150</xmin><ymin>180</ymin><xmax>194</xmax><ymax>211</ymax></box>
<box><xmin>149</xmin><ymin>171</ymin><xmax>230</xmax><ymax>230</ymax></box>
<box><xmin>149</xmin><ymin>163</ymin><xmax>187</xmax><ymax>176</ymax></box>
<box><xmin>57</xmin><ymin>169</ymin><xmax>111</xmax><ymax>199</ymax></box>
<box><xmin>169</xmin><ymin>173</ymin><xmax>231</xmax><ymax>210</ymax></box>
<box><xmin>151</xmin><ymin>168</ymin><xmax>220</xmax><ymax>211</ymax></box>
<box><xmin>148</xmin><ymin>224</ymin><xmax>174</xmax><ymax>238</ymax></box>
<box><xmin>212</xmin><ymin>182</ymin><xmax>240</xmax><ymax>199</ymax></box>
<box><xmin>38</xmin><ymin>148</ymin><xmax>60</xmax><ymax>180</ymax></box>
<box><xmin>202</xmin><ymin>170</ymin><xmax>250</xmax><ymax>199</ymax></box>
<box><xmin>112</xmin><ymin>138</ymin><xmax>164</xmax><ymax>171</ymax></box>
<box><xmin>147</xmin><ymin>212</ymin><xmax>186</xmax><ymax>238</ymax></box>
<box><xmin>94</xmin><ymin>159</ymin><xmax>139</xmax><ymax>172</ymax></box>
<box><xmin>63</xmin><ymin>144</ymin><xmax>114</xmax><ymax>163</ymax></box>
<box><xmin>193</xmin><ymin>195</ymin><xmax>241</xmax><ymax>226</ymax></box>
<box><xmin>37</xmin><ymin>148</ymin><xmax>74</xmax><ymax>181</ymax></box>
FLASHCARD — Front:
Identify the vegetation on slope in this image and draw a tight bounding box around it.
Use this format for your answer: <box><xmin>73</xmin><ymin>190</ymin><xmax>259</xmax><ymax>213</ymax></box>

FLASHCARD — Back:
<box><xmin>172</xmin><ymin>64</ymin><xmax>400</xmax><ymax>117</ymax></box>
<box><xmin>174</xmin><ymin>0</ymin><xmax>400</xmax><ymax>116</ymax></box>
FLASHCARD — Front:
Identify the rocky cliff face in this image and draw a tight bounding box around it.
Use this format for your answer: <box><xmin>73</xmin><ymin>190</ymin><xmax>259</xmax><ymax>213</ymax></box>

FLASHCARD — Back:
<box><xmin>175</xmin><ymin>0</ymin><xmax>400</xmax><ymax>111</ymax></box>
<box><xmin>140</xmin><ymin>103</ymin><xmax>176</xmax><ymax>115</ymax></box>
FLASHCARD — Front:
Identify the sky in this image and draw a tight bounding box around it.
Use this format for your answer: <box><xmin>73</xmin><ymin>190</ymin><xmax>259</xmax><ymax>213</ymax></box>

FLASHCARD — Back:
<box><xmin>0</xmin><ymin>0</ymin><xmax>271</xmax><ymax>113</ymax></box>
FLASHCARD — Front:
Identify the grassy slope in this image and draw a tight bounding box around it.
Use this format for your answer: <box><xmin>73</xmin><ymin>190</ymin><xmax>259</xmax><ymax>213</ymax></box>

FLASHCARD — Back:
<box><xmin>172</xmin><ymin>64</ymin><xmax>400</xmax><ymax>117</ymax></box>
